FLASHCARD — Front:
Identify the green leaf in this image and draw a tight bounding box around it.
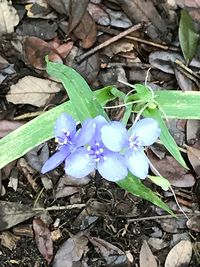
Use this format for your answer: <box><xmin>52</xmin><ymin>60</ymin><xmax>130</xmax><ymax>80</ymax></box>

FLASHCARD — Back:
<box><xmin>155</xmin><ymin>90</ymin><xmax>200</xmax><ymax>119</ymax></box>
<box><xmin>46</xmin><ymin>60</ymin><xmax>108</xmax><ymax>120</ymax></box>
<box><xmin>0</xmin><ymin>87</ymin><xmax>116</xmax><ymax>170</ymax></box>
<box><xmin>148</xmin><ymin>175</ymin><xmax>171</xmax><ymax>191</ymax></box>
<box><xmin>179</xmin><ymin>9</ymin><xmax>199</xmax><ymax>64</ymax></box>
<box><xmin>144</xmin><ymin>108</ymin><xmax>188</xmax><ymax>169</ymax></box>
<box><xmin>117</xmin><ymin>174</ymin><xmax>174</xmax><ymax>215</ymax></box>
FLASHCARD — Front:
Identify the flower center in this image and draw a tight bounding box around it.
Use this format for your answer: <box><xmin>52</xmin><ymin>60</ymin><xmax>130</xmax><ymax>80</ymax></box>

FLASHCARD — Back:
<box><xmin>56</xmin><ymin>129</ymin><xmax>73</xmax><ymax>145</ymax></box>
<box><xmin>87</xmin><ymin>142</ymin><xmax>106</xmax><ymax>162</ymax></box>
<box><xmin>129</xmin><ymin>135</ymin><xmax>142</xmax><ymax>150</ymax></box>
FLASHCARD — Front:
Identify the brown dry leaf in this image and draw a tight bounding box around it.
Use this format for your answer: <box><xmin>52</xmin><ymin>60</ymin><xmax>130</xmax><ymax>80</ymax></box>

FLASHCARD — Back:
<box><xmin>0</xmin><ymin>201</ymin><xmax>38</xmax><ymax>231</ymax></box>
<box><xmin>53</xmin><ymin>232</ymin><xmax>88</xmax><ymax>267</ymax></box>
<box><xmin>186</xmin><ymin>215</ymin><xmax>200</xmax><ymax>232</ymax></box>
<box><xmin>164</xmin><ymin>240</ymin><xmax>192</xmax><ymax>267</ymax></box>
<box><xmin>139</xmin><ymin>240</ymin><xmax>157</xmax><ymax>267</ymax></box>
<box><xmin>33</xmin><ymin>217</ymin><xmax>53</xmax><ymax>264</ymax></box>
<box><xmin>23</xmin><ymin>36</ymin><xmax>62</xmax><ymax>70</ymax></box>
<box><xmin>68</xmin><ymin>0</ymin><xmax>89</xmax><ymax>34</ymax></box>
<box><xmin>89</xmin><ymin>236</ymin><xmax>130</xmax><ymax>266</ymax></box>
<box><xmin>104</xmin><ymin>39</ymin><xmax>134</xmax><ymax>58</ymax></box>
<box><xmin>0</xmin><ymin>120</ymin><xmax>23</xmax><ymax>138</ymax></box>
<box><xmin>73</xmin><ymin>11</ymin><xmax>97</xmax><ymax>49</ymax></box>
<box><xmin>148</xmin><ymin>152</ymin><xmax>195</xmax><ymax>187</ymax></box>
<box><xmin>187</xmin><ymin>146</ymin><xmax>200</xmax><ymax>176</ymax></box>
<box><xmin>6</xmin><ymin>76</ymin><xmax>62</xmax><ymax>107</ymax></box>
<box><xmin>0</xmin><ymin>0</ymin><xmax>19</xmax><ymax>35</ymax></box>
<box><xmin>46</xmin><ymin>0</ymin><xmax>70</xmax><ymax>15</ymax></box>
<box><xmin>105</xmin><ymin>7</ymin><xmax>132</xmax><ymax>28</ymax></box>
<box><xmin>0</xmin><ymin>231</ymin><xmax>20</xmax><ymax>250</ymax></box>
<box><xmin>87</xmin><ymin>3</ymin><xmax>110</xmax><ymax>26</ymax></box>
<box><xmin>115</xmin><ymin>0</ymin><xmax>168</xmax><ymax>40</ymax></box>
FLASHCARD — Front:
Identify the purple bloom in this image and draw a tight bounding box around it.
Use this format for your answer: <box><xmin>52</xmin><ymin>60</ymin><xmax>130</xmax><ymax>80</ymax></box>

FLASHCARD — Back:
<box><xmin>100</xmin><ymin>118</ymin><xmax>161</xmax><ymax>179</ymax></box>
<box><xmin>65</xmin><ymin>116</ymin><xmax>128</xmax><ymax>181</ymax></box>
<box><xmin>41</xmin><ymin>113</ymin><xmax>95</xmax><ymax>174</ymax></box>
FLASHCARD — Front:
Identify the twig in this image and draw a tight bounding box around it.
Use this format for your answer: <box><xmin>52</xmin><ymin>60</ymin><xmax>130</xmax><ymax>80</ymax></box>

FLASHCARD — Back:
<box><xmin>33</xmin><ymin>203</ymin><xmax>86</xmax><ymax>211</ymax></box>
<box><xmin>75</xmin><ymin>23</ymin><xmax>142</xmax><ymax>63</ymax></box>
<box><xmin>97</xmin><ymin>25</ymin><xmax>180</xmax><ymax>52</ymax></box>
<box><xmin>127</xmin><ymin>212</ymin><xmax>198</xmax><ymax>223</ymax></box>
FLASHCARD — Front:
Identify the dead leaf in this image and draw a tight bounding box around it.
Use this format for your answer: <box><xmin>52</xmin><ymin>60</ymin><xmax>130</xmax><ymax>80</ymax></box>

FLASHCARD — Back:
<box><xmin>105</xmin><ymin>7</ymin><xmax>132</xmax><ymax>28</ymax></box>
<box><xmin>104</xmin><ymin>39</ymin><xmax>134</xmax><ymax>58</ymax></box>
<box><xmin>165</xmin><ymin>240</ymin><xmax>192</xmax><ymax>267</ymax></box>
<box><xmin>33</xmin><ymin>217</ymin><xmax>53</xmax><ymax>264</ymax></box>
<box><xmin>73</xmin><ymin>11</ymin><xmax>97</xmax><ymax>49</ymax></box>
<box><xmin>87</xmin><ymin>3</ymin><xmax>110</xmax><ymax>26</ymax></box>
<box><xmin>53</xmin><ymin>232</ymin><xmax>88</xmax><ymax>267</ymax></box>
<box><xmin>89</xmin><ymin>236</ymin><xmax>130</xmax><ymax>266</ymax></box>
<box><xmin>0</xmin><ymin>120</ymin><xmax>23</xmax><ymax>138</ymax></box>
<box><xmin>186</xmin><ymin>146</ymin><xmax>200</xmax><ymax>176</ymax></box>
<box><xmin>75</xmin><ymin>51</ymin><xmax>100</xmax><ymax>84</ymax></box>
<box><xmin>186</xmin><ymin>215</ymin><xmax>200</xmax><ymax>232</ymax></box>
<box><xmin>68</xmin><ymin>0</ymin><xmax>89</xmax><ymax>34</ymax></box>
<box><xmin>17</xmin><ymin>20</ymin><xmax>57</xmax><ymax>40</ymax></box>
<box><xmin>139</xmin><ymin>240</ymin><xmax>157</xmax><ymax>267</ymax></box>
<box><xmin>148</xmin><ymin>153</ymin><xmax>196</xmax><ymax>187</ymax></box>
<box><xmin>0</xmin><ymin>62</ymin><xmax>16</xmax><ymax>84</ymax></box>
<box><xmin>0</xmin><ymin>231</ymin><xmax>20</xmax><ymax>250</ymax></box>
<box><xmin>23</xmin><ymin>36</ymin><xmax>62</xmax><ymax>70</ymax></box>
<box><xmin>148</xmin><ymin>238</ymin><xmax>169</xmax><ymax>251</ymax></box>
<box><xmin>0</xmin><ymin>201</ymin><xmax>38</xmax><ymax>231</ymax></box>
<box><xmin>0</xmin><ymin>0</ymin><xmax>19</xmax><ymax>35</ymax></box>
<box><xmin>46</xmin><ymin>0</ymin><xmax>70</xmax><ymax>15</ymax></box>
<box><xmin>6</xmin><ymin>76</ymin><xmax>62</xmax><ymax>107</ymax></box>
<box><xmin>115</xmin><ymin>0</ymin><xmax>168</xmax><ymax>40</ymax></box>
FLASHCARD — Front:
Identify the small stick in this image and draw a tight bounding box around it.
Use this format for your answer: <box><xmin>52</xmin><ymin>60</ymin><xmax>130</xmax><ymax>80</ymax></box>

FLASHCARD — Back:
<box><xmin>127</xmin><ymin>212</ymin><xmax>198</xmax><ymax>223</ymax></box>
<box><xmin>33</xmin><ymin>203</ymin><xmax>86</xmax><ymax>211</ymax></box>
<box><xmin>75</xmin><ymin>23</ymin><xmax>142</xmax><ymax>63</ymax></box>
<box><xmin>97</xmin><ymin>25</ymin><xmax>180</xmax><ymax>52</ymax></box>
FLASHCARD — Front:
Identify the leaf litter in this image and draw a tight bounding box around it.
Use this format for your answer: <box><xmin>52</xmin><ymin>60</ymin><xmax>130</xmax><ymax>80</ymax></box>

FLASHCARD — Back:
<box><xmin>0</xmin><ymin>0</ymin><xmax>200</xmax><ymax>266</ymax></box>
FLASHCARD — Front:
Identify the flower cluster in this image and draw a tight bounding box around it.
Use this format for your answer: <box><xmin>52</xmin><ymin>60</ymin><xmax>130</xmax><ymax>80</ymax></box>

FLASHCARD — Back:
<box><xmin>41</xmin><ymin>113</ymin><xmax>161</xmax><ymax>181</ymax></box>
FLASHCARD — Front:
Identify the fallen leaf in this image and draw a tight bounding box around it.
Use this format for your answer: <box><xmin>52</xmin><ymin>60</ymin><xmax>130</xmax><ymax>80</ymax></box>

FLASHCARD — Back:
<box><xmin>17</xmin><ymin>20</ymin><xmax>57</xmax><ymax>40</ymax></box>
<box><xmin>6</xmin><ymin>76</ymin><xmax>62</xmax><ymax>107</ymax></box>
<box><xmin>0</xmin><ymin>231</ymin><xmax>20</xmax><ymax>250</ymax></box>
<box><xmin>148</xmin><ymin>238</ymin><xmax>169</xmax><ymax>251</ymax></box>
<box><xmin>0</xmin><ymin>120</ymin><xmax>23</xmax><ymax>138</ymax></box>
<box><xmin>116</xmin><ymin>0</ymin><xmax>168</xmax><ymax>40</ymax></box>
<box><xmin>53</xmin><ymin>232</ymin><xmax>88</xmax><ymax>267</ymax></box>
<box><xmin>23</xmin><ymin>36</ymin><xmax>62</xmax><ymax>70</ymax></box>
<box><xmin>186</xmin><ymin>215</ymin><xmax>200</xmax><ymax>232</ymax></box>
<box><xmin>33</xmin><ymin>217</ymin><xmax>53</xmax><ymax>264</ymax></box>
<box><xmin>73</xmin><ymin>11</ymin><xmax>97</xmax><ymax>49</ymax></box>
<box><xmin>165</xmin><ymin>240</ymin><xmax>192</xmax><ymax>267</ymax></box>
<box><xmin>46</xmin><ymin>0</ymin><xmax>70</xmax><ymax>15</ymax></box>
<box><xmin>148</xmin><ymin>153</ymin><xmax>196</xmax><ymax>187</ymax></box>
<box><xmin>103</xmin><ymin>39</ymin><xmax>134</xmax><ymax>58</ymax></box>
<box><xmin>89</xmin><ymin>236</ymin><xmax>130</xmax><ymax>266</ymax></box>
<box><xmin>186</xmin><ymin>146</ymin><xmax>200</xmax><ymax>176</ymax></box>
<box><xmin>139</xmin><ymin>240</ymin><xmax>157</xmax><ymax>267</ymax></box>
<box><xmin>87</xmin><ymin>3</ymin><xmax>110</xmax><ymax>26</ymax></box>
<box><xmin>0</xmin><ymin>0</ymin><xmax>19</xmax><ymax>35</ymax></box>
<box><xmin>0</xmin><ymin>62</ymin><xmax>16</xmax><ymax>84</ymax></box>
<box><xmin>0</xmin><ymin>201</ymin><xmax>38</xmax><ymax>231</ymax></box>
<box><xmin>106</xmin><ymin>7</ymin><xmax>132</xmax><ymax>28</ymax></box>
<box><xmin>68</xmin><ymin>0</ymin><xmax>89</xmax><ymax>34</ymax></box>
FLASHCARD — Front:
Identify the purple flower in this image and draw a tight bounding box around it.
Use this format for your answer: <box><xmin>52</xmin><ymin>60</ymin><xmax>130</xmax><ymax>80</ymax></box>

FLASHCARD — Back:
<box><xmin>100</xmin><ymin>118</ymin><xmax>161</xmax><ymax>179</ymax></box>
<box><xmin>41</xmin><ymin>113</ymin><xmax>95</xmax><ymax>174</ymax></box>
<box><xmin>65</xmin><ymin>116</ymin><xmax>128</xmax><ymax>181</ymax></box>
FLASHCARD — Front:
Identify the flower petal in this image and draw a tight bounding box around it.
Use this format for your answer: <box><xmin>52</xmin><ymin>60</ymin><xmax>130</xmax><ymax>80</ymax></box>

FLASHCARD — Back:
<box><xmin>98</xmin><ymin>152</ymin><xmax>127</xmax><ymax>181</ymax></box>
<box><xmin>74</xmin><ymin>118</ymin><xmax>96</xmax><ymax>147</ymax></box>
<box><xmin>125</xmin><ymin>150</ymin><xmax>149</xmax><ymax>179</ymax></box>
<box><xmin>65</xmin><ymin>148</ymin><xmax>95</xmax><ymax>178</ymax></box>
<box><xmin>93</xmin><ymin>115</ymin><xmax>108</xmax><ymax>142</ymax></box>
<box><xmin>41</xmin><ymin>146</ymin><xmax>70</xmax><ymax>173</ymax></box>
<box><xmin>101</xmin><ymin>122</ymin><xmax>128</xmax><ymax>152</ymax></box>
<box><xmin>54</xmin><ymin>113</ymin><xmax>76</xmax><ymax>139</ymax></box>
<box><xmin>130</xmin><ymin>118</ymin><xmax>160</xmax><ymax>146</ymax></box>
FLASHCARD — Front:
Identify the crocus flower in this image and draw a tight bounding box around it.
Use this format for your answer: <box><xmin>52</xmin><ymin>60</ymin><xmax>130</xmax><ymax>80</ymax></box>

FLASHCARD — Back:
<box><xmin>41</xmin><ymin>113</ymin><xmax>95</xmax><ymax>174</ymax></box>
<box><xmin>65</xmin><ymin>115</ymin><xmax>128</xmax><ymax>181</ymax></box>
<box><xmin>100</xmin><ymin>118</ymin><xmax>161</xmax><ymax>179</ymax></box>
